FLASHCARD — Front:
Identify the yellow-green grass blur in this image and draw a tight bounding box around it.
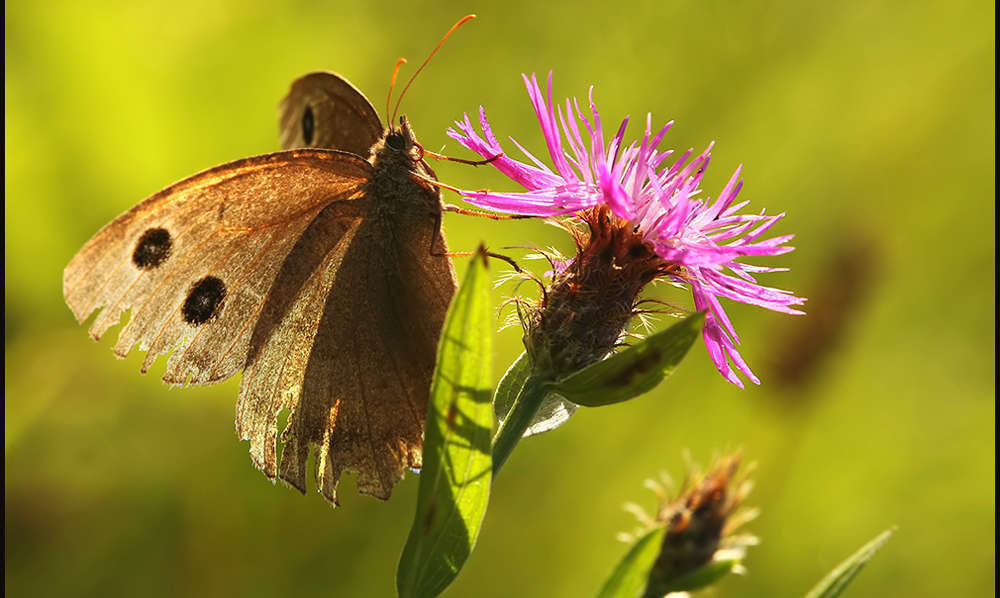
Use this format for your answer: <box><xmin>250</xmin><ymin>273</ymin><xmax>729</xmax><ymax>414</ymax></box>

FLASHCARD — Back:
<box><xmin>5</xmin><ymin>1</ymin><xmax>994</xmax><ymax>596</ymax></box>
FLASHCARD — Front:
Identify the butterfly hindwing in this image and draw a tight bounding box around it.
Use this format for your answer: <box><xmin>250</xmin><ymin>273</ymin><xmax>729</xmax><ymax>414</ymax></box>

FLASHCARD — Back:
<box><xmin>234</xmin><ymin>196</ymin><xmax>371</xmax><ymax>488</ymax></box>
<box><xmin>279</xmin><ymin>71</ymin><xmax>384</xmax><ymax>156</ymax></box>
<box><xmin>62</xmin><ymin>150</ymin><xmax>373</xmax><ymax>386</ymax></box>
<box><xmin>237</xmin><ymin>182</ymin><xmax>457</xmax><ymax>504</ymax></box>
<box><xmin>309</xmin><ymin>209</ymin><xmax>456</xmax><ymax>502</ymax></box>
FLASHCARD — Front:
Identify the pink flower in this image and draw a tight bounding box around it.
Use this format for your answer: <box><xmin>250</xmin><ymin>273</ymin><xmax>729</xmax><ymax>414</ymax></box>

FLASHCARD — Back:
<box><xmin>448</xmin><ymin>74</ymin><xmax>805</xmax><ymax>387</ymax></box>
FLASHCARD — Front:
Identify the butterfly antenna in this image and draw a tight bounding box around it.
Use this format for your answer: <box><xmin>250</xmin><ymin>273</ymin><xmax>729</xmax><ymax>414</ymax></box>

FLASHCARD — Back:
<box><xmin>385</xmin><ymin>58</ymin><xmax>408</xmax><ymax>125</ymax></box>
<box><xmin>390</xmin><ymin>14</ymin><xmax>476</xmax><ymax>123</ymax></box>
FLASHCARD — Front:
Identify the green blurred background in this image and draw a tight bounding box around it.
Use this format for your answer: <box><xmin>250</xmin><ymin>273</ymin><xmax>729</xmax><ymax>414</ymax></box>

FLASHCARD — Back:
<box><xmin>5</xmin><ymin>1</ymin><xmax>994</xmax><ymax>596</ymax></box>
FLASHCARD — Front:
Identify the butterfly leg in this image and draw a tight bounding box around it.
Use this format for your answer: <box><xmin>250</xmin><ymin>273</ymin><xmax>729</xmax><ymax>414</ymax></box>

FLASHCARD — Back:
<box><xmin>443</xmin><ymin>204</ymin><xmax>533</xmax><ymax>220</ymax></box>
<box><xmin>427</xmin><ymin>209</ymin><xmax>522</xmax><ymax>271</ymax></box>
<box><xmin>409</xmin><ymin>172</ymin><xmax>534</xmax><ymax>219</ymax></box>
<box><xmin>423</xmin><ymin>148</ymin><xmax>502</xmax><ymax>166</ymax></box>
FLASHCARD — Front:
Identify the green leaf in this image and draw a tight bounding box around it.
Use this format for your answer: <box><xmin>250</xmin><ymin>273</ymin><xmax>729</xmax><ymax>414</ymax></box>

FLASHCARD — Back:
<box><xmin>803</xmin><ymin>529</ymin><xmax>895</xmax><ymax>598</ymax></box>
<box><xmin>551</xmin><ymin>312</ymin><xmax>705</xmax><ymax>407</ymax></box>
<box><xmin>493</xmin><ymin>351</ymin><xmax>530</xmax><ymax>421</ymax></box>
<box><xmin>494</xmin><ymin>351</ymin><xmax>578</xmax><ymax>438</ymax></box>
<box><xmin>594</xmin><ymin>528</ymin><xmax>666</xmax><ymax>598</ymax></box>
<box><xmin>657</xmin><ymin>557</ymin><xmax>739</xmax><ymax>593</ymax></box>
<box><xmin>396</xmin><ymin>253</ymin><xmax>494</xmax><ymax>598</ymax></box>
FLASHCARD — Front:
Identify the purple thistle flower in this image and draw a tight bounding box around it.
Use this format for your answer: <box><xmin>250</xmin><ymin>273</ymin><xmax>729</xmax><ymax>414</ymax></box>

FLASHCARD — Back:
<box><xmin>448</xmin><ymin>74</ymin><xmax>805</xmax><ymax>388</ymax></box>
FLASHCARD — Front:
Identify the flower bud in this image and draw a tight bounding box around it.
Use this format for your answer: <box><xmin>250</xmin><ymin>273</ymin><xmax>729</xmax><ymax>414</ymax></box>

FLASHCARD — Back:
<box><xmin>623</xmin><ymin>454</ymin><xmax>758</xmax><ymax>596</ymax></box>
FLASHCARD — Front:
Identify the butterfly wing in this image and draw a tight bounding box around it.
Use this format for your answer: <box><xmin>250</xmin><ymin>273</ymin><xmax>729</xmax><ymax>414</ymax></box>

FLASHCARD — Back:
<box><xmin>63</xmin><ymin>149</ymin><xmax>373</xmax><ymax>386</ymax></box>
<box><xmin>237</xmin><ymin>196</ymin><xmax>457</xmax><ymax>503</ymax></box>
<box><xmin>279</xmin><ymin>71</ymin><xmax>384</xmax><ymax>156</ymax></box>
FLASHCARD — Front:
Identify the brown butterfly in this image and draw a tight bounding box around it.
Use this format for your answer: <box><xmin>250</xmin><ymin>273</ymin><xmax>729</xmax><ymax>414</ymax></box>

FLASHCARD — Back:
<box><xmin>62</xmin><ymin>60</ymin><xmax>463</xmax><ymax>504</ymax></box>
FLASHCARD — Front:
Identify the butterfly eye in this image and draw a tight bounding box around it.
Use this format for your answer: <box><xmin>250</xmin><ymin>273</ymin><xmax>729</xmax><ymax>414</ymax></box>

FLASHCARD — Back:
<box><xmin>386</xmin><ymin>132</ymin><xmax>405</xmax><ymax>150</ymax></box>
<box><xmin>301</xmin><ymin>105</ymin><xmax>315</xmax><ymax>145</ymax></box>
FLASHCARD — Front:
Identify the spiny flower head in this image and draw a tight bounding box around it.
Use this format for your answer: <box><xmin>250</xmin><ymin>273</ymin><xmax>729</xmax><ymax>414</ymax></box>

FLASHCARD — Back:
<box><xmin>449</xmin><ymin>73</ymin><xmax>805</xmax><ymax>387</ymax></box>
<box><xmin>621</xmin><ymin>454</ymin><xmax>758</xmax><ymax>597</ymax></box>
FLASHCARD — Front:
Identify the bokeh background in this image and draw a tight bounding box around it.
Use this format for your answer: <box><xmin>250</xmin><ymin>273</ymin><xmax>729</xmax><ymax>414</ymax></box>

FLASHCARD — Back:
<box><xmin>5</xmin><ymin>1</ymin><xmax>994</xmax><ymax>596</ymax></box>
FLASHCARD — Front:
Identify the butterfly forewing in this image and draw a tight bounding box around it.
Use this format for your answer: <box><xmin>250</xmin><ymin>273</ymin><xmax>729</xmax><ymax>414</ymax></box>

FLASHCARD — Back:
<box><xmin>63</xmin><ymin>150</ymin><xmax>373</xmax><ymax>386</ymax></box>
<box><xmin>279</xmin><ymin>72</ymin><xmax>384</xmax><ymax>156</ymax></box>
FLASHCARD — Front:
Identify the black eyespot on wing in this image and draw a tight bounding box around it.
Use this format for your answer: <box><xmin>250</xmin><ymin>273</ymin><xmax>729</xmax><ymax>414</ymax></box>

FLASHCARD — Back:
<box><xmin>302</xmin><ymin>105</ymin><xmax>315</xmax><ymax>145</ymax></box>
<box><xmin>132</xmin><ymin>227</ymin><xmax>172</xmax><ymax>270</ymax></box>
<box><xmin>182</xmin><ymin>276</ymin><xmax>226</xmax><ymax>326</ymax></box>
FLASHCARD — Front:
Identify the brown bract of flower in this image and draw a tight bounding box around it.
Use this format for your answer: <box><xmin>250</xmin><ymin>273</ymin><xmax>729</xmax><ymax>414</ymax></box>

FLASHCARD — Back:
<box><xmin>523</xmin><ymin>205</ymin><xmax>682</xmax><ymax>380</ymax></box>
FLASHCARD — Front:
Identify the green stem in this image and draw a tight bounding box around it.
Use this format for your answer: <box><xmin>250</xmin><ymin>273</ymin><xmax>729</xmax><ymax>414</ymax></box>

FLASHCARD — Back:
<box><xmin>491</xmin><ymin>376</ymin><xmax>548</xmax><ymax>476</ymax></box>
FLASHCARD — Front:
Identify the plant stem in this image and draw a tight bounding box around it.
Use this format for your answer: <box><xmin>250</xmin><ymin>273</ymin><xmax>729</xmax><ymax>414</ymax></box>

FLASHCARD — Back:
<box><xmin>491</xmin><ymin>376</ymin><xmax>548</xmax><ymax>476</ymax></box>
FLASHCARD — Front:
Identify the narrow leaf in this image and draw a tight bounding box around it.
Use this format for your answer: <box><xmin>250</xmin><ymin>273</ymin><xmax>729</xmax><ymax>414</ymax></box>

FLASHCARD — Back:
<box><xmin>397</xmin><ymin>253</ymin><xmax>493</xmax><ymax>598</ymax></box>
<box><xmin>494</xmin><ymin>351</ymin><xmax>578</xmax><ymax>438</ymax></box>
<box><xmin>594</xmin><ymin>528</ymin><xmax>666</xmax><ymax>598</ymax></box>
<box><xmin>803</xmin><ymin>529</ymin><xmax>895</xmax><ymax>598</ymax></box>
<box><xmin>551</xmin><ymin>312</ymin><xmax>705</xmax><ymax>407</ymax></box>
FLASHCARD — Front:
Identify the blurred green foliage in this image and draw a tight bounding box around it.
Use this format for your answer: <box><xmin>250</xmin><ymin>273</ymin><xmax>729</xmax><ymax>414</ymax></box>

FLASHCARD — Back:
<box><xmin>4</xmin><ymin>1</ymin><xmax>994</xmax><ymax>596</ymax></box>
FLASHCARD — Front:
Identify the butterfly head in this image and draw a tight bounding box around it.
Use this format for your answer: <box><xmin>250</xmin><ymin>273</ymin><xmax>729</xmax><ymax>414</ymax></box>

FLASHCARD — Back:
<box><xmin>367</xmin><ymin>115</ymin><xmax>440</xmax><ymax>205</ymax></box>
<box><xmin>383</xmin><ymin>115</ymin><xmax>425</xmax><ymax>163</ymax></box>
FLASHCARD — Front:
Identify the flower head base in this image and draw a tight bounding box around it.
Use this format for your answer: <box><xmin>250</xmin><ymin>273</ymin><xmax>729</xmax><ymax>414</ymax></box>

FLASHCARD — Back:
<box><xmin>449</xmin><ymin>74</ymin><xmax>805</xmax><ymax>387</ymax></box>
<box><xmin>521</xmin><ymin>205</ymin><xmax>674</xmax><ymax>380</ymax></box>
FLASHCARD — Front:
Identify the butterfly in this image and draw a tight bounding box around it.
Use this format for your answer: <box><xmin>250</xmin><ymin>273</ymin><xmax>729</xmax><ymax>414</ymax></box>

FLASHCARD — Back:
<box><xmin>62</xmin><ymin>69</ymin><xmax>459</xmax><ymax>506</ymax></box>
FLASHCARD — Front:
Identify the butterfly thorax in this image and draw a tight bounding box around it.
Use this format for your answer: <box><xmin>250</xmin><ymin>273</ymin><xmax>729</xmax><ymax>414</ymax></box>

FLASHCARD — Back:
<box><xmin>364</xmin><ymin>118</ymin><xmax>442</xmax><ymax>217</ymax></box>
